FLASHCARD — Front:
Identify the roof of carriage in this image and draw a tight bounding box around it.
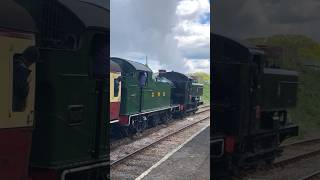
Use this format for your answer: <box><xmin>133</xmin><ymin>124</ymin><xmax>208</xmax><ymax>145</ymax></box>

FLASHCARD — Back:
<box><xmin>58</xmin><ymin>0</ymin><xmax>109</xmax><ymax>30</ymax></box>
<box><xmin>0</xmin><ymin>0</ymin><xmax>37</xmax><ymax>33</ymax></box>
<box><xmin>111</xmin><ymin>57</ymin><xmax>152</xmax><ymax>72</ymax></box>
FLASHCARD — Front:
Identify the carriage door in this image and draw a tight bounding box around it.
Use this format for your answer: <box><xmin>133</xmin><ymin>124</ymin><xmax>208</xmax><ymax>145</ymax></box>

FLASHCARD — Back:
<box><xmin>0</xmin><ymin>33</ymin><xmax>35</xmax><ymax>129</ymax></box>
<box><xmin>138</xmin><ymin>71</ymin><xmax>148</xmax><ymax>112</ymax></box>
<box><xmin>91</xmin><ymin>32</ymin><xmax>109</xmax><ymax>158</ymax></box>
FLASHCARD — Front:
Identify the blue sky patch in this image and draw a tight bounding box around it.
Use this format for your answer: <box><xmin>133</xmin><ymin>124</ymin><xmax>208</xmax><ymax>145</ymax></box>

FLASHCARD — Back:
<box><xmin>199</xmin><ymin>12</ymin><xmax>210</xmax><ymax>24</ymax></box>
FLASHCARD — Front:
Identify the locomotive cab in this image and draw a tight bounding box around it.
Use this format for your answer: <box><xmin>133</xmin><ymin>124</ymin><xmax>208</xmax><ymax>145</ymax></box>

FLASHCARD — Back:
<box><xmin>190</xmin><ymin>78</ymin><xmax>204</xmax><ymax>106</ymax></box>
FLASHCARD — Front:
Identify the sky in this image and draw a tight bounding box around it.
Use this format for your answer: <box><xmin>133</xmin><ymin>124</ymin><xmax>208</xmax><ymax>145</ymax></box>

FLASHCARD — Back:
<box><xmin>110</xmin><ymin>0</ymin><xmax>210</xmax><ymax>74</ymax></box>
<box><xmin>212</xmin><ymin>0</ymin><xmax>320</xmax><ymax>42</ymax></box>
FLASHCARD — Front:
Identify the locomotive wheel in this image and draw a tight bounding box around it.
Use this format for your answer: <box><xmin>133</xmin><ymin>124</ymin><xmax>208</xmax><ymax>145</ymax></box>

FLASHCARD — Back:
<box><xmin>180</xmin><ymin>111</ymin><xmax>186</xmax><ymax>119</ymax></box>
<box><xmin>161</xmin><ymin>114</ymin><xmax>169</xmax><ymax>124</ymax></box>
<box><xmin>150</xmin><ymin>116</ymin><xmax>159</xmax><ymax>127</ymax></box>
<box><xmin>167</xmin><ymin>113</ymin><xmax>173</xmax><ymax>121</ymax></box>
<box><xmin>133</xmin><ymin>118</ymin><xmax>147</xmax><ymax>133</ymax></box>
<box><xmin>265</xmin><ymin>157</ymin><xmax>275</xmax><ymax>165</ymax></box>
<box><xmin>120</xmin><ymin>127</ymin><xmax>131</xmax><ymax>137</ymax></box>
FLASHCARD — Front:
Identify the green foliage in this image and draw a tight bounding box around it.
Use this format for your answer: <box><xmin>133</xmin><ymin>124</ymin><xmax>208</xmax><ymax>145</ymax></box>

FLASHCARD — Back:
<box><xmin>247</xmin><ymin>34</ymin><xmax>320</xmax><ymax>70</ymax></box>
<box><xmin>289</xmin><ymin>69</ymin><xmax>320</xmax><ymax>139</ymax></box>
<box><xmin>248</xmin><ymin>34</ymin><xmax>320</xmax><ymax>138</ymax></box>
<box><xmin>192</xmin><ymin>72</ymin><xmax>210</xmax><ymax>82</ymax></box>
<box><xmin>190</xmin><ymin>72</ymin><xmax>210</xmax><ymax>105</ymax></box>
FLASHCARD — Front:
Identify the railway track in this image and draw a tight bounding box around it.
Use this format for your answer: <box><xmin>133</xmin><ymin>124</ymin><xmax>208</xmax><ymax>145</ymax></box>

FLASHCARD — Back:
<box><xmin>238</xmin><ymin>138</ymin><xmax>320</xmax><ymax>180</ymax></box>
<box><xmin>110</xmin><ymin>111</ymin><xmax>210</xmax><ymax>180</ymax></box>
<box><xmin>274</xmin><ymin>138</ymin><xmax>320</xmax><ymax>167</ymax></box>
<box><xmin>195</xmin><ymin>104</ymin><xmax>211</xmax><ymax>112</ymax></box>
<box><xmin>110</xmin><ymin>105</ymin><xmax>210</xmax><ymax>150</ymax></box>
<box><xmin>298</xmin><ymin>170</ymin><xmax>320</xmax><ymax>180</ymax></box>
<box><xmin>280</xmin><ymin>138</ymin><xmax>320</xmax><ymax>148</ymax></box>
<box><xmin>273</xmin><ymin>148</ymin><xmax>320</xmax><ymax>168</ymax></box>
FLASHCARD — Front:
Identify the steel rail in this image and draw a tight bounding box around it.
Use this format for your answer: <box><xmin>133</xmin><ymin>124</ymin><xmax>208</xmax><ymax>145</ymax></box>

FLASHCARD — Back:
<box><xmin>280</xmin><ymin>138</ymin><xmax>320</xmax><ymax>148</ymax></box>
<box><xmin>195</xmin><ymin>107</ymin><xmax>210</xmax><ymax>114</ymax></box>
<box><xmin>273</xmin><ymin>148</ymin><xmax>320</xmax><ymax>168</ymax></box>
<box><xmin>298</xmin><ymin>170</ymin><xmax>320</xmax><ymax>180</ymax></box>
<box><xmin>233</xmin><ymin>138</ymin><xmax>320</xmax><ymax>180</ymax></box>
<box><xmin>110</xmin><ymin>107</ymin><xmax>210</xmax><ymax>145</ymax></box>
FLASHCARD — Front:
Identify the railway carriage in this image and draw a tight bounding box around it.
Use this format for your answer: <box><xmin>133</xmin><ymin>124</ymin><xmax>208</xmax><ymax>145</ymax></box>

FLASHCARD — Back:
<box><xmin>0</xmin><ymin>1</ymin><xmax>37</xmax><ymax>179</ymax></box>
<box><xmin>111</xmin><ymin>57</ymin><xmax>178</xmax><ymax>133</ymax></box>
<box><xmin>110</xmin><ymin>60</ymin><xmax>122</xmax><ymax>124</ymax></box>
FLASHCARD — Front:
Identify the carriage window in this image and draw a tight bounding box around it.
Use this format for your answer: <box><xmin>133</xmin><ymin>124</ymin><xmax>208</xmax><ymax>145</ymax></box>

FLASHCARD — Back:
<box><xmin>138</xmin><ymin>71</ymin><xmax>148</xmax><ymax>87</ymax></box>
<box><xmin>91</xmin><ymin>34</ymin><xmax>108</xmax><ymax>78</ymax></box>
<box><xmin>253</xmin><ymin>55</ymin><xmax>262</xmax><ymax>73</ymax></box>
<box><xmin>114</xmin><ymin>79</ymin><xmax>120</xmax><ymax>97</ymax></box>
<box><xmin>12</xmin><ymin>46</ymin><xmax>39</xmax><ymax>112</ymax></box>
<box><xmin>12</xmin><ymin>54</ymin><xmax>30</xmax><ymax>112</ymax></box>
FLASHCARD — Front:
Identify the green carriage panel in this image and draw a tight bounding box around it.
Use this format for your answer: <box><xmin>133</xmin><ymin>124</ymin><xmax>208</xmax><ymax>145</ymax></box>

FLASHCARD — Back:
<box><xmin>141</xmin><ymin>78</ymin><xmax>171</xmax><ymax>112</ymax></box>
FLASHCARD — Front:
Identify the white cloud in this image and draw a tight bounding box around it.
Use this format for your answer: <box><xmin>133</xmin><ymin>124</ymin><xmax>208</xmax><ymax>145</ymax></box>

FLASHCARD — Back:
<box><xmin>174</xmin><ymin>20</ymin><xmax>210</xmax><ymax>48</ymax></box>
<box><xmin>110</xmin><ymin>0</ymin><xmax>210</xmax><ymax>74</ymax></box>
<box><xmin>185</xmin><ymin>58</ymin><xmax>210</xmax><ymax>74</ymax></box>
<box><xmin>176</xmin><ymin>0</ymin><xmax>210</xmax><ymax>19</ymax></box>
<box><xmin>174</xmin><ymin>0</ymin><xmax>210</xmax><ymax>73</ymax></box>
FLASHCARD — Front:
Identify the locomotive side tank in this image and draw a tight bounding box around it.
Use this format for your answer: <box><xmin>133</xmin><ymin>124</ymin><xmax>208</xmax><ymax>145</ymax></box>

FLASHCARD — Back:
<box><xmin>0</xmin><ymin>1</ymin><xmax>37</xmax><ymax>180</ymax></box>
<box><xmin>111</xmin><ymin>57</ymin><xmax>175</xmax><ymax>132</ymax></box>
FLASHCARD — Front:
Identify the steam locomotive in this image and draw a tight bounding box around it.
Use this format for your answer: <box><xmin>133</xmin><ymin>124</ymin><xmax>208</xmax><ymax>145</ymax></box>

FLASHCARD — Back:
<box><xmin>211</xmin><ymin>33</ymin><xmax>299</xmax><ymax>178</ymax></box>
<box><xmin>110</xmin><ymin>57</ymin><xmax>204</xmax><ymax>134</ymax></box>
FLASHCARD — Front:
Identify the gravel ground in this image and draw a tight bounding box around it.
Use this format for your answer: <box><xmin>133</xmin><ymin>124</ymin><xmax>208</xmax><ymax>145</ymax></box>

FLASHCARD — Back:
<box><xmin>141</xmin><ymin>127</ymin><xmax>210</xmax><ymax>180</ymax></box>
<box><xmin>111</xmin><ymin>118</ymin><xmax>210</xmax><ymax>180</ymax></box>
<box><xmin>110</xmin><ymin>110</ymin><xmax>210</xmax><ymax>162</ymax></box>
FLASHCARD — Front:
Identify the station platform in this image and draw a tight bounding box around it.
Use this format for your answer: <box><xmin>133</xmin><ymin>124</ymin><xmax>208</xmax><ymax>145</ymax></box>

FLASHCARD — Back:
<box><xmin>138</xmin><ymin>126</ymin><xmax>210</xmax><ymax>180</ymax></box>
